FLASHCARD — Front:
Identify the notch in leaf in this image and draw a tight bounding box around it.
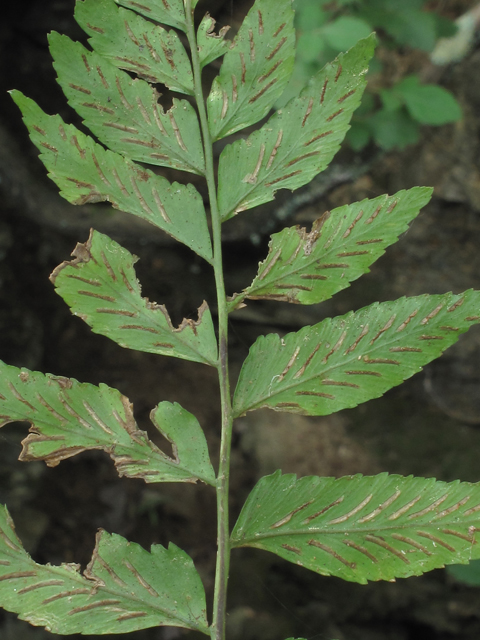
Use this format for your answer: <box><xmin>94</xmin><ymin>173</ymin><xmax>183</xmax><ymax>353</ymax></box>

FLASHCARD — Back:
<box><xmin>0</xmin><ymin>505</ymin><xmax>209</xmax><ymax>634</ymax></box>
<box><xmin>0</xmin><ymin>360</ymin><xmax>215</xmax><ymax>485</ymax></box>
<box><xmin>50</xmin><ymin>230</ymin><xmax>218</xmax><ymax>366</ymax></box>
<box><xmin>197</xmin><ymin>13</ymin><xmax>231</xmax><ymax>68</ymax></box>
<box><xmin>229</xmin><ymin>187</ymin><xmax>432</xmax><ymax>308</ymax></box>
<box><xmin>232</xmin><ymin>471</ymin><xmax>480</xmax><ymax>584</ymax></box>
<box><xmin>233</xmin><ymin>290</ymin><xmax>480</xmax><ymax>417</ymax></box>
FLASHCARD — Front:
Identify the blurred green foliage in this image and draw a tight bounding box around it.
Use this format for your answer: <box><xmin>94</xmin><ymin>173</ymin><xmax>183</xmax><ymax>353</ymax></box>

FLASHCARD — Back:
<box><xmin>287</xmin><ymin>0</ymin><xmax>462</xmax><ymax>150</ymax></box>
<box><xmin>448</xmin><ymin>560</ymin><xmax>480</xmax><ymax>586</ymax></box>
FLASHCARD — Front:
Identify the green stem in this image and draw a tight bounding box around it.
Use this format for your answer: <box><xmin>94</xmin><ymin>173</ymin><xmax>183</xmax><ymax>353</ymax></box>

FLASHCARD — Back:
<box><xmin>185</xmin><ymin>5</ymin><xmax>233</xmax><ymax>640</ymax></box>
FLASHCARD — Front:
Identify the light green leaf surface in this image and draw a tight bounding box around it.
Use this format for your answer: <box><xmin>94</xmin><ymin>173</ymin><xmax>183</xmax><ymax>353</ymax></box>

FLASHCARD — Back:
<box><xmin>197</xmin><ymin>13</ymin><xmax>230</xmax><ymax>68</ymax></box>
<box><xmin>51</xmin><ymin>230</ymin><xmax>217</xmax><ymax>366</ymax></box>
<box><xmin>232</xmin><ymin>471</ymin><xmax>480</xmax><ymax>584</ymax></box>
<box><xmin>0</xmin><ymin>505</ymin><xmax>209</xmax><ymax>634</ymax></box>
<box><xmin>75</xmin><ymin>0</ymin><xmax>194</xmax><ymax>94</ymax></box>
<box><xmin>10</xmin><ymin>92</ymin><xmax>212</xmax><ymax>261</ymax></box>
<box><xmin>233</xmin><ymin>290</ymin><xmax>480</xmax><ymax>416</ymax></box>
<box><xmin>49</xmin><ymin>33</ymin><xmax>205</xmax><ymax>175</ymax></box>
<box><xmin>207</xmin><ymin>0</ymin><xmax>295</xmax><ymax>140</ymax></box>
<box><xmin>218</xmin><ymin>35</ymin><xmax>375</xmax><ymax>221</ymax></box>
<box><xmin>115</xmin><ymin>0</ymin><xmax>187</xmax><ymax>32</ymax></box>
<box><xmin>0</xmin><ymin>360</ymin><xmax>215</xmax><ymax>485</ymax></box>
<box><xmin>149</xmin><ymin>402</ymin><xmax>216</xmax><ymax>485</ymax></box>
<box><xmin>231</xmin><ymin>187</ymin><xmax>431</xmax><ymax>307</ymax></box>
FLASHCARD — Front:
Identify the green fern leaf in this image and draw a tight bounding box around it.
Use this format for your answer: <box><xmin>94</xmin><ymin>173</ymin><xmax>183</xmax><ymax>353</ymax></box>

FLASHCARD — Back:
<box><xmin>207</xmin><ymin>0</ymin><xmax>295</xmax><ymax>141</ymax></box>
<box><xmin>75</xmin><ymin>0</ymin><xmax>194</xmax><ymax>94</ymax></box>
<box><xmin>232</xmin><ymin>471</ymin><xmax>480</xmax><ymax>584</ymax></box>
<box><xmin>233</xmin><ymin>290</ymin><xmax>480</xmax><ymax>416</ymax></box>
<box><xmin>218</xmin><ymin>35</ymin><xmax>375</xmax><ymax>221</ymax></box>
<box><xmin>10</xmin><ymin>92</ymin><xmax>212</xmax><ymax>261</ymax></box>
<box><xmin>0</xmin><ymin>360</ymin><xmax>215</xmax><ymax>485</ymax></box>
<box><xmin>49</xmin><ymin>32</ymin><xmax>205</xmax><ymax>174</ymax></box>
<box><xmin>50</xmin><ymin>230</ymin><xmax>218</xmax><ymax>366</ymax></box>
<box><xmin>197</xmin><ymin>13</ymin><xmax>230</xmax><ymax>68</ymax></box>
<box><xmin>115</xmin><ymin>0</ymin><xmax>188</xmax><ymax>32</ymax></box>
<box><xmin>0</xmin><ymin>505</ymin><xmax>209</xmax><ymax>634</ymax></box>
<box><xmin>231</xmin><ymin>187</ymin><xmax>432</xmax><ymax>307</ymax></box>
<box><xmin>149</xmin><ymin>402</ymin><xmax>216</xmax><ymax>484</ymax></box>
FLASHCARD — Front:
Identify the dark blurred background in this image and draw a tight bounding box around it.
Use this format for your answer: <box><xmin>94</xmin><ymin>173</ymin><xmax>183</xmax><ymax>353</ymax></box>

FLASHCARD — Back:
<box><xmin>2</xmin><ymin>1</ymin><xmax>480</xmax><ymax>638</ymax></box>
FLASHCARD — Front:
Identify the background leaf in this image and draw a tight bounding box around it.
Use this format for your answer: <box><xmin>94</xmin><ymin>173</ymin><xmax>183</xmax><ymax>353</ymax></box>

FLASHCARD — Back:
<box><xmin>368</xmin><ymin>107</ymin><xmax>420</xmax><ymax>150</ymax></box>
<box><xmin>197</xmin><ymin>13</ymin><xmax>230</xmax><ymax>68</ymax></box>
<box><xmin>10</xmin><ymin>92</ymin><xmax>212</xmax><ymax>261</ymax></box>
<box><xmin>0</xmin><ymin>360</ymin><xmax>215</xmax><ymax>485</ymax></box>
<box><xmin>231</xmin><ymin>471</ymin><xmax>480</xmax><ymax>584</ymax></box>
<box><xmin>233</xmin><ymin>290</ymin><xmax>480</xmax><ymax>416</ymax></box>
<box><xmin>207</xmin><ymin>0</ymin><xmax>295</xmax><ymax>140</ymax></box>
<box><xmin>296</xmin><ymin>30</ymin><xmax>326</xmax><ymax>64</ymax></box>
<box><xmin>115</xmin><ymin>0</ymin><xmax>187</xmax><ymax>32</ymax></box>
<box><xmin>218</xmin><ymin>35</ymin><xmax>375</xmax><ymax>221</ymax></box>
<box><xmin>0</xmin><ymin>505</ymin><xmax>209</xmax><ymax>634</ymax></box>
<box><xmin>357</xmin><ymin>0</ymin><xmax>437</xmax><ymax>51</ymax></box>
<box><xmin>396</xmin><ymin>75</ymin><xmax>462</xmax><ymax>125</ymax></box>
<box><xmin>322</xmin><ymin>16</ymin><xmax>373</xmax><ymax>51</ymax></box>
<box><xmin>295</xmin><ymin>1</ymin><xmax>329</xmax><ymax>32</ymax></box>
<box><xmin>346</xmin><ymin>119</ymin><xmax>371</xmax><ymax>151</ymax></box>
<box><xmin>51</xmin><ymin>230</ymin><xmax>218</xmax><ymax>366</ymax></box>
<box><xmin>233</xmin><ymin>187</ymin><xmax>432</xmax><ymax>306</ymax></box>
<box><xmin>447</xmin><ymin>559</ymin><xmax>480</xmax><ymax>586</ymax></box>
<box><xmin>49</xmin><ymin>33</ymin><xmax>205</xmax><ymax>174</ymax></box>
<box><xmin>75</xmin><ymin>0</ymin><xmax>194</xmax><ymax>94</ymax></box>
